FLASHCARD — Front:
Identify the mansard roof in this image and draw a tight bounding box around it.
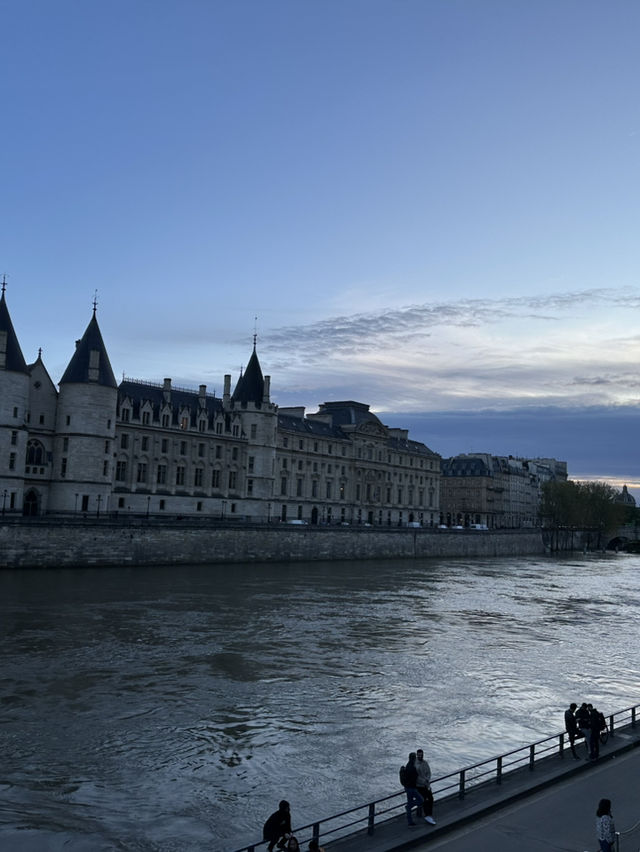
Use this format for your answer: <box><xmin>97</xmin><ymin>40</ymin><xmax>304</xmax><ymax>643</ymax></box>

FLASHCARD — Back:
<box><xmin>0</xmin><ymin>291</ymin><xmax>28</xmax><ymax>374</ymax></box>
<box><xmin>442</xmin><ymin>455</ymin><xmax>494</xmax><ymax>477</ymax></box>
<box><xmin>232</xmin><ymin>346</ymin><xmax>264</xmax><ymax>404</ymax></box>
<box><xmin>316</xmin><ymin>400</ymin><xmax>385</xmax><ymax>429</ymax></box>
<box><xmin>278</xmin><ymin>412</ymin><xmax>346</xmax><ymax>439</ymax></box>
<box><xmin>118</xmin><ymin>379</ymin><xmax>224</xmax><ymax>426</ymax></box>
<box><xmin>60</xmin><ymin>310</ymin><xmax>117</xmax><ymax>387</ymax></box>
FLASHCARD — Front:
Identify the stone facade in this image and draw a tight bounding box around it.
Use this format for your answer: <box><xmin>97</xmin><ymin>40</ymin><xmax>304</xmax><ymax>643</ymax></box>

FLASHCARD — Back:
<box><xmin>440</xmin><ymin>453</ymin><xmax>567</xmax><ymax>529</ymax></box>
<box><xmin>0</xmin><ymin>290</ymin><xmax>440</xmax><ymax>525</ymax></box>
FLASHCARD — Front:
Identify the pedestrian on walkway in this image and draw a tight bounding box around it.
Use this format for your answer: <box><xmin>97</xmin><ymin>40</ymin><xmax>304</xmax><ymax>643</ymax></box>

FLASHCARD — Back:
<box><xmin>596</xmin><ymin>798</ymin><xmax>616</xmax><ymax>852</ymax></box>
<box><xmin>400</xmin><ymin>752</ymin><xmax>424</xmax><ymax>826</ymax></box>
<box><xmin>415</xmin><ymin>748</ymin><xmax>436</xmax><ymax>824</ymax></box>
<box><xmin>263</xmin><ymin>800</ymin><xmax>292</xmax><ymax>852</ymax></box>
<box><xmin>576</xmin><ymin>702</ymin><xmax>590</xmax><ymax>754</ymax></box>
<box><xmin>564</xmin><ymin>702</ymin><xmax>580</xmax><ymax>759</ymax></box>
<box><xmin>589</xmin><ymin>706</ymin><xmax>601</xmax><ymax>760</ymax></box>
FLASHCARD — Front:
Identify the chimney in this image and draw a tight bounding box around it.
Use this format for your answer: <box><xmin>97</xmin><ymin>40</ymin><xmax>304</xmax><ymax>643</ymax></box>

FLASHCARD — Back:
<box><xmin>264</xmin><ymin>375</ymin><xmax>271</xmax><ymax>403</ymax></box>
<box><xmin>163</xmin><ymin>377</ymin><xmax>171</xmax><ymax>403</ymax></box>
<box><xmin>223</xmin><ymin>374</ymin><xmax>231</xmax><ymax>404</ymax></box>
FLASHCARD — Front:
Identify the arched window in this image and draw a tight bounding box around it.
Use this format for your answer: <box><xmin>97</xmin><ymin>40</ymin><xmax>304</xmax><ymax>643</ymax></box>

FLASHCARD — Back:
<box><xmin>26</xmin><ymin>439</ymin><xmax>45</xmax><ymax>466</ymax></box>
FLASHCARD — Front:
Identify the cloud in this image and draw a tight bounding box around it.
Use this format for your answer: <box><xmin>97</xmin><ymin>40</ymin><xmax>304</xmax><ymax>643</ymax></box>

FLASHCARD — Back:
<box><xmin>263</xmin><ymin>287</ymin><xmax>640</xmax><ymax>412</ymax></box>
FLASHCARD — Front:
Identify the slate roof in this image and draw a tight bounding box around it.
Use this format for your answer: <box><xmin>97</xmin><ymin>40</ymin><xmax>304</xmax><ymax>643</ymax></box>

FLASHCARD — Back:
<box><xmin>278</xmin><ymin>412</ymin><xmax>345</xmax><ymax>439</ymax></box>
<box><xmin>118</xmin><ymin>379</ymin><xmax>224</xmax><ymax>427</ymax></box>
<box><xmin>442</xmin><ymin>456</ymin><xmax>491</xmax><ymax>476</ymax></box>
<box><xmin>232</xmin><ymin>347</ymin><xmax>264</xmax><ymax>404</ymax></box>
<box><xmin>60</xmin><ymin>311</ymin><xmax>117</xmax><ymax>387</ymax></box>
<box><xmin>316</xmin><ymin>400</ymin><xmax>385</xmax><ymax>429</ymax></box>
<box><xmin>0</xmin><ymin>291</ymin><xmax>28</xmax><ymax>374</ymax></box>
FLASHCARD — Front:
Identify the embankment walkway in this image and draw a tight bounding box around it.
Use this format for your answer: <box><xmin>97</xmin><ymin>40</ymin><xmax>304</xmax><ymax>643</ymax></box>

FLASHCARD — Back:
<box><xmin>235</xmin><ymin>708</ymin><xmax>640</xmax><ymax>852</ymax></box>
<box><xmin>328</xmin><ymin>722</ymin><xmax>640</xmax><ymax>852</ymax></box>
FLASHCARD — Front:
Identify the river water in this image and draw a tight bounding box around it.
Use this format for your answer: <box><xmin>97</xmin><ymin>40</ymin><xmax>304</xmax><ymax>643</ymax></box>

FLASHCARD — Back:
<box><xmin>1</xmin><ymin>552</ymin><xmax>639</xmax><ymax>851</ymax></box>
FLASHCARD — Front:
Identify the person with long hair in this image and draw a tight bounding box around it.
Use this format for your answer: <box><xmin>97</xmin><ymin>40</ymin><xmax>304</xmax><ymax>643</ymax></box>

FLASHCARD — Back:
<box><xmin>596</xmin><ymin>798</ymin><xmax>616</xmax><ymax>852</ymax></box>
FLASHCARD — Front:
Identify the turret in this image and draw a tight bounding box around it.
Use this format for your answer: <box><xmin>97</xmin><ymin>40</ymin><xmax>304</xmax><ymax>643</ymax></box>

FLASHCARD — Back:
<box><xmin>227</xmin><ymin>340</ymin><xmax>277</xmax><ymax>504</ymax></box>
<box><xmin>48</xmin><ymin>304</ymin><xmax>117</xmax><ymax>515</ymax></box>
<box><xmin>0</xmin><ymin>281</ymin><xmax>30</xmax><ymax>514</ymax></box>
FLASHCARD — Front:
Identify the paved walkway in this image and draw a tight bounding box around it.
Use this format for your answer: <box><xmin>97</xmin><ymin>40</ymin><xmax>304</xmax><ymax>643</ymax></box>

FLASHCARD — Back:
<box><xmin>327</xmin><ymin>724</ymin><xmax>640</xmax><ymax>852</ymax></box>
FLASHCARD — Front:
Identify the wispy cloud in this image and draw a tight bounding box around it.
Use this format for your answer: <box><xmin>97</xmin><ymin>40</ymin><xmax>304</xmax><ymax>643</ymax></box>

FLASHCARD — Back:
<box><xmin>262</xmin><ymin>287</ymin><xmax>640</xmax><ymax>412</ymax></box>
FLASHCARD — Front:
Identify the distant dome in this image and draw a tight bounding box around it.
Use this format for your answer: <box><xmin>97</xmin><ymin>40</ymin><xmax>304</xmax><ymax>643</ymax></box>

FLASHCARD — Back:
<box><xmin>616</xmin><ymin>485</ymin><xmax>636</xmax><ymax>506</ymax></box>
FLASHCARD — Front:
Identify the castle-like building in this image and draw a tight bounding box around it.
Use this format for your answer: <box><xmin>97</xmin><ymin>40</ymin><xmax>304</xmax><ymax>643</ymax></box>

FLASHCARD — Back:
<box><xmin>0</xmin><ymin>288</ymin><xmax>441</xmax><ymax>525</ymax></box>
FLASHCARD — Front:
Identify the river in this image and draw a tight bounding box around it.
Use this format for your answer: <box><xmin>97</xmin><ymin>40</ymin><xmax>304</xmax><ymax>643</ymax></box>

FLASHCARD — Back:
<box><xmin>1</xmin><ymin>552</ymin><xmax>639</xmax><ymax>851</ymax></box>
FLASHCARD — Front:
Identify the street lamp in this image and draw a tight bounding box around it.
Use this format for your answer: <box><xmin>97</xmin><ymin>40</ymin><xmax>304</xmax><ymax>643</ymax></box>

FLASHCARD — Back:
<box><xmin>96</xmin><ymin>494</ymin><xmax>102</xmax><ymax>519</ymax></box>
<box><xmin>74</xmin><ymin>493</ymin><xmax>79</xmax><ymax>514</ymax></box>
<box><xmin>146</xmin><ymin>495</ymin><xmax>151</xmax><ymax>518</ymax></box>
<box><xmin>221</xmin><ymin>499</ymin><xmax>227</xmax><ymax>520</ymax></box>
<box><xmin>2</xmin><ymin>490</ymin><xmax>6</xmax><ymax>516</ymax></box>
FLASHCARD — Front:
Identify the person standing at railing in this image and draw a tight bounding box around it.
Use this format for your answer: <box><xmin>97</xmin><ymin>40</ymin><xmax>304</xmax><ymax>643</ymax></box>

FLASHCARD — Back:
<box><xmin>589</xmin><ymin>706</ymin><xmax>601</xmax><ymax>760</ymax></box>
<box><xmin>262</xmin><ymin>800</ymin><xmax>292</xmax><ymax>852</ymax></box>
<box><xmin>576</xmin><ymin>702</ymin><xmax>590</xmax><ymax>753</ymax></box>
<box><xmin>596</xmin><ymin>798</ymin><xmax>616</xmax><ymax>852</ymax></box>
<box><xmin>415</xmin><ymin>748</ymin><xmax>436</xmax><ymax>825</ymax></box>
<box><xmin>400</xmin><ymin>752</ymin><xmax>424</xmax><ymax>826</ymax></box>
<box><xmin>564</xmin><ymin>702</ymin><xmax>581</xmax><ymax>760</ymax></box>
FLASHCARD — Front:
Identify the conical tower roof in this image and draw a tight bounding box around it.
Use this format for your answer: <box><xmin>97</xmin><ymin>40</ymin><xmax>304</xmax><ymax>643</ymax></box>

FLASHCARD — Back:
<box><xmin>60</xmin><ymin>308</ymin><xmax>117</xmax><ymax>387</ymax></box>
<box><xmin>0</xmin><ymin>286</ymin><xmax>29</xmax><ymax>374</ymax></box>
<box><xmin>231</xmin><ymin>345</ymin><xmax>264</xmax><ymax>404</ymax></box>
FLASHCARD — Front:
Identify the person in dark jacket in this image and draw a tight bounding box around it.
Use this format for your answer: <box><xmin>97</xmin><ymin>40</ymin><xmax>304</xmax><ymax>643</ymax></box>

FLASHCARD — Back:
<box><xmin>402</xmin><ymin>752</ymin><xmax>424</xmax><ymax>826</ymax></box>
<box><xmin>263</xmin><ymin>801</ymin><xmax>292</xmax><ymax>852</ymax></box>
<box><xmin>576</xmin><ymin>702</ymin><xmax>590</xmax><ymax>754</ymax></box>
<box><xmin>589</xmin><ymin>706</ymin><xmax>602</xmax><ymax>760</ymax></box>
<box><xmin>564</xmin><ymin>703</ymin><xmax>580</xmax><ymax>759</ymax></box>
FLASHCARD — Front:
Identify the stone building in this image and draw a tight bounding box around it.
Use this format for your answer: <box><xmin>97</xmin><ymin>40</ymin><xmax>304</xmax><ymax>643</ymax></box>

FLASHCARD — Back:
<box><xmin>0</xmin><ymin>289</ymin><xmax>440</xmax><ymax>524</ymax></box>
<box><xmin>440</xmin><ymin>453</ymin><xmax>567</xmax><ymax>529</ymax></box>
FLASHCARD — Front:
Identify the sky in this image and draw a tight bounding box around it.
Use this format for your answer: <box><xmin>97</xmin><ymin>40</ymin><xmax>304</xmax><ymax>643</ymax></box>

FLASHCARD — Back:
<box><xmin>2</xmin><ymin>0</ymin><xmax>639</xmax><ymax>499</ymax></box>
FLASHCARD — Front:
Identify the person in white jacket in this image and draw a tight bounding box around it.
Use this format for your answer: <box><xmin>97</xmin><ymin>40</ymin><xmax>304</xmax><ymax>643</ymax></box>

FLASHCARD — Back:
<box><xmin>596</xmin><ymin>798</ymin><xmax>616</xmax><ymax>852</ymax></box>
<box><xmin>415</xmin><ymin>748</ymin><xmax>436</xmax><ymax>825</ymax></box>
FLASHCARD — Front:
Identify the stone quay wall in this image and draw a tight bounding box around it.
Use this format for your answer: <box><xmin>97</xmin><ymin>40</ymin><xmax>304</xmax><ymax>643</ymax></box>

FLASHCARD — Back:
<box><xmin>0</xmin><ymin>520</ymin><xmax>557</xmax><ymax>569</ymax></box>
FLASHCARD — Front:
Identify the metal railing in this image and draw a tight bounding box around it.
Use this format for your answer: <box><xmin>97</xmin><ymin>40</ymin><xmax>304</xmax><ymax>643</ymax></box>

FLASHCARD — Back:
<box><xmin>232</xmin><ymin>703</ymin><xmax>639</xmax><ymax>852</ymax></box>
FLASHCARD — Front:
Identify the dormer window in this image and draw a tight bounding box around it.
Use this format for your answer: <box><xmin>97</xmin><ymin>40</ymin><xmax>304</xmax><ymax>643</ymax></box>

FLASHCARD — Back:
<box><xmin>121</xmin><ymin>408</ymin><xmax>130</xmax><ymax>422</ymax></box>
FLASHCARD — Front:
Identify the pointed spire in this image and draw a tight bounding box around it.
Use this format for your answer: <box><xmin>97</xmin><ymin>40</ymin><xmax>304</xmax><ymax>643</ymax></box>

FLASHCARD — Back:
<box><xmin>60</xmin><ymin>307</ymin><xmax>117</xmax><ymax>387</ymax></box>
<box><xmin>231</xmin><ymin>344</ymin><xmax>264</xmax><ymax>404</ymax></box>
<box><xmin>0</xmin><ymin>280</ymin><xmax>29</xmax><ymax>374</ymax></box>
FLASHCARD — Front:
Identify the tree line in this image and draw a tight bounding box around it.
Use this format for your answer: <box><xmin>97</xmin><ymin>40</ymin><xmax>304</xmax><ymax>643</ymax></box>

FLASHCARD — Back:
<box><xmin>540</xmin><ymin>480</ymin><xmax>637</xmax><ymax>533</ymax></box>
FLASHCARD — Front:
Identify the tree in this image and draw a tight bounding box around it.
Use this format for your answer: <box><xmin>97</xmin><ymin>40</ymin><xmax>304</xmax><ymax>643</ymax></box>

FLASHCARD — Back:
<box><xmin>540</xmin><ymin>480</ymin><xmax>625</xmax><ymax>534</ymax></box>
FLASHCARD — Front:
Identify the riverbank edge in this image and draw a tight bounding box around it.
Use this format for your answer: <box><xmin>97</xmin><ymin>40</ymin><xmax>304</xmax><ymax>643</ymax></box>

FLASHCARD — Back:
<box><xmin>0</xmin><ymin>521</ymin><xmax>580</xmax><ymax>569</ymax></box>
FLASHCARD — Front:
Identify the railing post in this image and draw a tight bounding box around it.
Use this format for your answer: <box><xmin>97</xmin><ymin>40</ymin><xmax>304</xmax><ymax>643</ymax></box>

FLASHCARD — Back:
<box><xmin>496</xmin><ymin>755</ymin><xmax>503</xmax><ymax>785</ymax></box>
<box><xmin>559</xmin><ymin>732</ymin><xmax>565</xmax><ymax>757</ymax></box>
<box><xmin>367</xmin><ymin>804</ymin><xmax>375</xmax><ymax>836</ymax></box>
<box><xmin>312</xmin><ymin>822</ymin><xmax>320</xmax><ymax>841</ymax></box>
<box><xmin>529</xmin><ymin>744</ymin><xmax>535</xmax><ymax>770</ymax></box>
<box><xmin>610</xmin><ymin>714</ymin><xmax>615</xmax><ymax>737</ymax></box>
<box><xmin>458</xmin><ymin>769</ymin><xmax>466</xmax><ymax>799</ymax></box>
<box><xmin>632</xmin><ymin>706</ymin><xmax>636</xmax><ymax>728</ymax></box>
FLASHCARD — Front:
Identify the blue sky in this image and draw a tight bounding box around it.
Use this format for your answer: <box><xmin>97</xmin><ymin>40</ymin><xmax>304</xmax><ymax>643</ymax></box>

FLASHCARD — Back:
<box><xmin>2</xmin><ymin>0</ymin><xmax>639</xmax><ymax>497</ymax></box>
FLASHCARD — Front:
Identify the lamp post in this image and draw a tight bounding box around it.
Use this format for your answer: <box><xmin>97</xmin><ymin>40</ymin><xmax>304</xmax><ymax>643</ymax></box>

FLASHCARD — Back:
<box><xmin>146</xmin><ymin>495</ymin><xmax>151</xmax><ymax>518</ymax></box>
<box><xmin>2</xmin><ymin>490</ymin><xmax>6</xmax><ymax>516</ymax></box>
<box><xmin>267</xmin><ymin>502</ymin><xmax>271</xmax><ymax>524</ymax></box>
<box><xmin>96</xmin><ymin>494</ymin><xmax>102</xmax><ymax>519</ymax></box>
<box><xmin>74</xmin><ymin>493</ymin><xmax>79</xmax><ymax>515</ymax></box>
<box><xmin>221</xmin><ymin>499</ymin><xmax>227</xmax><ymax>521</ymax></box>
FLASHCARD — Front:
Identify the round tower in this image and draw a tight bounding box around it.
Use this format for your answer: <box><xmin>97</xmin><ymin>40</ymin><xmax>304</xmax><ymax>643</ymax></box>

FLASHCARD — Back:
<box><xmin>228</xmin><ymin>342</ymin><xmax>277</xmax><ymax>513</ymax></box>
<box><xmin>48</xmin><ymin>306</ymin><xmax>117</xmax><ymax>515</ymax></box>
<box><xmin>0</xmin><ymin>283</ymin><xmax>30</xmax><ymax>514</ymax></box>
